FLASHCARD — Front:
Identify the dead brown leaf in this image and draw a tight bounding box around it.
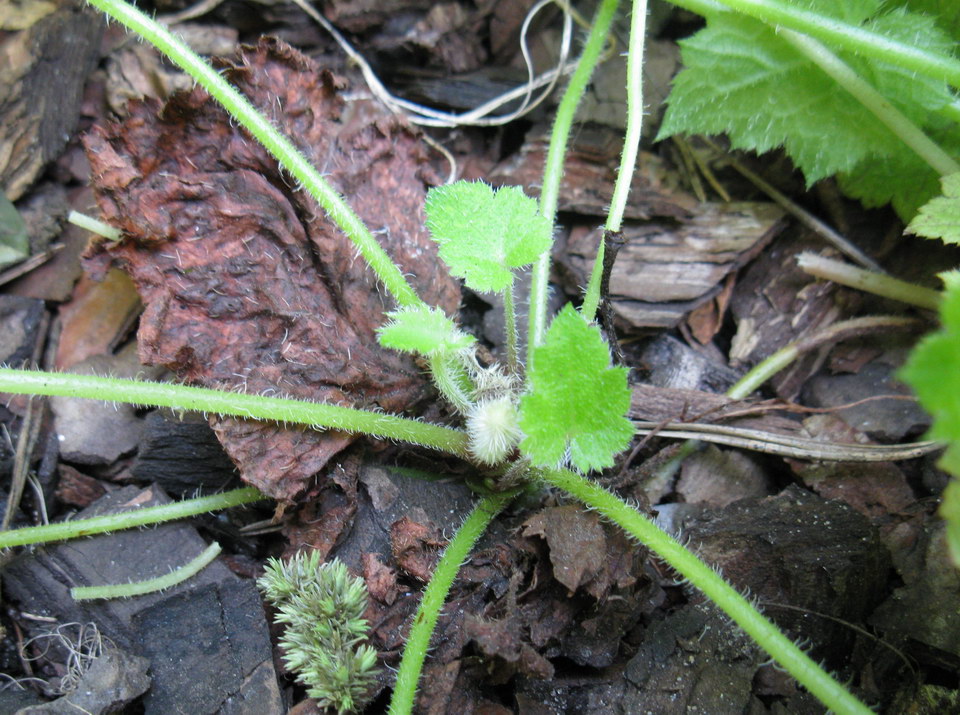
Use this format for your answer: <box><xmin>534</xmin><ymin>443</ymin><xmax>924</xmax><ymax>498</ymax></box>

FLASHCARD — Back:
<box><xmin>522</xmin><ymin>505</ymin><xmax>606</xmax><ymax>594</ymax></box>
<box><xmin>390</xmin><ymin>515</ymin><xmax>446</xmax><ymax>582</ymax></box>
<box><xmin>83</xmin><ymin>39</ymin><xmax>460</xmax><ymax>502</ymax></box>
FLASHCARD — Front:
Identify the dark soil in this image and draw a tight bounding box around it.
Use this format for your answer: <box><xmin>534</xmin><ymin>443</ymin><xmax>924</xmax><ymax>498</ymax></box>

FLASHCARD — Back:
<box><xmin>1</xmin><ymin>1</ymin><xmax>959</xmax><ymax>713</ymax></box>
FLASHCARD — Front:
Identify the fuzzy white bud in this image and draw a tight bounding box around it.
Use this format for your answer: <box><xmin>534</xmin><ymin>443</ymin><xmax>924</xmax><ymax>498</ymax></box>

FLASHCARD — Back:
<box><xmin>466</xmin><ymin>396</ymin><xmax>522</xmax><ymax>465</ymax></box>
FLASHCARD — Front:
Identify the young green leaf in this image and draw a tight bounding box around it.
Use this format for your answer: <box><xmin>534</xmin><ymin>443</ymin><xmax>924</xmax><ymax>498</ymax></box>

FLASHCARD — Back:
<box><xmin>424</xmin><ymin>180</ymin><xmax>552</xmax><ymax>293</ymax></box>
<box><xmin>906</xmin><ymin>171</ymin><xmax>960</xmax><ymax>244</ymax></box>
<box><xmin>518</xmin><ymin>304</ymin><xmax>634</xmax><ymax>473</ymax></box>
<box><xmin>377</xmin><ymin>305</ymin><xmax>476</xmax><ymax>356</ymax></box>
<box><xmin>900</xmin><ymin>270</ymin><xmax>960</xmax><ymax>565</ymax></box>
<box><xmin>901</xmin><ymin>271</ymin><xmax>960</xmax><ymax>448</ymax></box>
<box><xmin>658</xmin><ymin>1</ymin><xmax>957</xmax><ymax>219</ymax></box>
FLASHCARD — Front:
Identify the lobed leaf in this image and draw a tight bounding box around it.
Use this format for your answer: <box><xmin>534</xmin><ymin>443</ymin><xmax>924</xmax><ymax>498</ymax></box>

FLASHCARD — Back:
<box><xmin>906</xmin><ymin>171</ymin><xmax>960</xmax><ymax>244</ymax></box>
<box><xmin>901</xmin><ymin>270</ymin><xmax>960</xmax><ymax>565</ymax></box>
<box><xmin>901</xmin><ymin>271</ymin><xmax>960</xmax><ymax>445</ymax></box>
<box><xmin>424</xmin><ymin>180</ymin><xmax>552</xmax><ymax>293</ymax></box>
<box><xmin>377</xmin><ymin>305</ymin><xmax>476</xmax><ymax>356</ymax></box>
<box><xmin>658</xmin><ymin>1</ymin><xmax>959</xmax><ymax>220</ymax></box>
<box><xmin>518</xmin><ymin>304</ymin><xmax>634</xmax><ymax>473</ymax></box>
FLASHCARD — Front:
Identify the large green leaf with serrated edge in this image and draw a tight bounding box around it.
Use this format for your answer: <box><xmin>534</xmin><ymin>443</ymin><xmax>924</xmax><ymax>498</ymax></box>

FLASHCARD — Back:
<box><xmin>906</xmin><ymin>172</ymin><xmax>960</xmax><ymax>244</ymax></box>
<box><xmin>901</xmin><ymin>271</ymin><xmax>960</xmax><ymax>446</ymax></box>
<box><xmin>901</xmin><ymin>270</ymin><xmax>960</xmax><ymax>565</ymax></box>
<box><xmin>377</xmin><ymin>305</ymin><xmax>475</xmax><ymax>356</ymax></box>
<box><xmin>518</xmin><ymin>304</ymin><xmax>633</xmax><ymax>473</ymax></box>
<box><xmin>657</xmin><ymin>0</ymin><xmax>959</xmax><ymax>220</ymax></box>
<box><xmin>424</xmin><ymin>181</ymin><xmax>552</xmax><ymax>293</ymax></box>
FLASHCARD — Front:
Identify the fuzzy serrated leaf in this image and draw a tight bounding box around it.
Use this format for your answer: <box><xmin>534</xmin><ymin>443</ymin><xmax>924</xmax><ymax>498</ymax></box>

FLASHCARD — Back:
<box><xmin>518</xmin><ymin>304</ymin><xmax>633</xmax><ymax>473</ymax></box>
<box><xmin>906</xmin><ymin>172</ymin><xmax>960</xmax><ymax>244</ymax></box>
<box><xmin>901</xmin><ymin>271</ymin><xmax>960</xmax><ymax>446</ymax></box>
<box><xmin>658</xmin><ymin>2</ymin><xmax>959</xmax><ymax>216</ymax></box>
<box><xmin>425</xmin><ymin>180</ymin><xmax>552</xmax><ymax>293</ymax></box>
<box><xmin>900</xmin><ymin>271</ymin><xmax>960</xmax><ymax>450</ymax></box>
<box><xmin>377</xmin><ymin>305</ymin><xmax>475</xmax><ymax>356</ymax></box>
<box><xmin>901</xmin><ymin>271</ymin><xmax>960</xmax><ymax>566</ymax></box>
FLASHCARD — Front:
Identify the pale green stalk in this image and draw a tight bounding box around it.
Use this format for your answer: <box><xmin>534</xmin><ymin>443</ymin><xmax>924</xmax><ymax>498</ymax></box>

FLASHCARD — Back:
<box><xmin>0</xmin><ymin>369</ymin><xmax>470</xmax><ymax>458</ymax></box>
<box><xmin>71</xmin><ymin>542</ymin><xmax>222</xmax><ymax>600</ymax></box>
<box><xmin>68</xmin><ymin>210</ymin><xmax>120</xmax><ymax>241</ymax></box>
<box><xmin>670</xmin><ymin>0</ymin><xmax>960</xmax><ymax>89</ymax></box>
<box><xmin>542</xmin><ymin>468</ymin><xmax>872</xmax><ymax>715</ymax></box>
<box><xmin>388</xmin><ymin>490</ymin><xmax>516</xmax><ymax>715</ymax></box>
<box><xmin>428</xmin><ymin>354</ymin><xmax>474</xmax><ymax>415</ymax></box>
<box><xmin>87</xmin><ymin>0</ymin><xmax>422</xmax><ymax>309</ymax></box>
<box><xmin>0</xmin><ymin>488</ymin><xmax>262</xmax><ymax>549</ymax></box>
<box><xmin>797</xmin><ymin>253</ymin><xmax>941</xmax><ymax>312</ymax></box>
<box><xmin>727</xmin><ymin>315</ymin><xmax>921</xmax><ymax>399</ymax></box>
<box><xmin>780</xmin><ymin>30</ymin><xmax>959</xmax><ymax>177</ymax></box>
<box><xmin>528</xmin><ymin>0</ymin><xmax>620</xmax><ymax>353</ymax></box>
<box><xmin>583</xmin><ymin>0</ymin><xmax>647</xmax><ymax>322</ymax></box>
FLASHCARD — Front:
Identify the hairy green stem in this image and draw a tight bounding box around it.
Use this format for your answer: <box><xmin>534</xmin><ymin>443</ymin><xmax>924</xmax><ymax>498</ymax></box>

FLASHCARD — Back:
<box><xmin>797</xmin><ymin>253</ymin><xmax>941</xmax><ymax>312</ymax></box>
<box><xmin>781</xmin><ymin>30</ymin><xmax>959</xmax><ymax>177</ymax></box>
<box><xmin>542</xmin><ymin>468</ymin><xmax>872</xmax><ymax>715</ymax></box>
<box><xmin>388</xmin><ymin>490</ymin><xmax>516</xmax><ymax>715</ymax></box>
<box><xmin>503</xmin><ymin>279</ymin><xmax>519</xmax><ymax>374</ymax></box>
<box><xmin>87</xmin><ymin>0</ymin><xmax>422</xmax><ymax>309</ymax></box>
<box><xmin>583</xmin><ymin>0</ymin><xmax>647</xmax><ymax>322</ymax></box>
<box><xmin>528</xmin><ymin>0</ymin><xmax>620</xmax><ymax>354</ymax></box>
<box><xmin>671</xmin><ymin>0</ymin><xmax>960</xmax><ymax>89</ymax></box>
<box><xmin>428</xmin><ymin>354</ymin><xmax>474</xmax><ymax>415</ymax></box>
<box><xmin>0</xmin><ymin>488</ymin><xmax>262</xmax><ymax>549</ymax></box>
<box><xmin>71</xmin><ymin>542</ymin><xmax>223</xmax><ymax>600</ymax></box>
<box><xmin>0</xmin><ymin>369</ymin><xmax>470</xmax><ymax>458</ymax></box>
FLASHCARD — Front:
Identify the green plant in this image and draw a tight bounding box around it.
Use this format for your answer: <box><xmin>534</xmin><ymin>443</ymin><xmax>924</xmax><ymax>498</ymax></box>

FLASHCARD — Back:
<box><xmin>258</xmin><ymin>553</ymin><xmax>379</xmax><ymax>714</ymax></box>
<box><xmin>661</xmin><ymin>0</ymin><xmax>960</xmax><ymax>220</ymax></box>
<box><xmin>899</xmin><ymin>176</ymin><xmax>960</xmax><ymax>566</ymax></box>
<box><xmin>9</xmin><ymin>0</ymin><xmax>949</xmax><ymax>712</ymax></box>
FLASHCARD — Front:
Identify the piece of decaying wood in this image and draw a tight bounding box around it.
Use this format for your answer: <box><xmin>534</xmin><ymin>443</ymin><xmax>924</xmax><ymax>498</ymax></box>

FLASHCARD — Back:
<box><xmin>563</xmin><ymin>202</ymin><xmax>787</xmax><ymax>329</ymax></box>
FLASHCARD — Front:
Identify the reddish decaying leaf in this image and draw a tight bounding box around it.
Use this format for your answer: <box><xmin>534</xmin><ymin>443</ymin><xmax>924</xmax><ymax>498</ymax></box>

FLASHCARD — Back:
<box><xmin>83</xmin><ymin>39</ymin><xmax>460</xmax><ymax>502</ymax></box>
<box><xmin>390</xmin><ymin>516</ymin><xmax>446</xmax><ymax>582</ymax></box>
<box><xmin>362</xmin><ymin>552</ymin><xmax>399</xmax><ymax>605</ymax></box>
<box><xmin>522</xmin><ymin>505</ymin><xmax>607</xmax><ymax>594</ymax></box>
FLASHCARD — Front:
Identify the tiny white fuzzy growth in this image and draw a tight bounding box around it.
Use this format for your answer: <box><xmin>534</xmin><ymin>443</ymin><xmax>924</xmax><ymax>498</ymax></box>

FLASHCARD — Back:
<box><xmin>467</xmin><ymin>396</ymin><xmax>522</xmax><ymax>465</ymax></box>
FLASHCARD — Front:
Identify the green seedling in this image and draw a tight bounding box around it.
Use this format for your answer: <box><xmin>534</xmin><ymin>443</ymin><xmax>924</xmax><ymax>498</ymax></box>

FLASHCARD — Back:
<box><xmin>18</xmin><ymin>0</ymin><xmax>960</xmax><ymax>711</ymax></box>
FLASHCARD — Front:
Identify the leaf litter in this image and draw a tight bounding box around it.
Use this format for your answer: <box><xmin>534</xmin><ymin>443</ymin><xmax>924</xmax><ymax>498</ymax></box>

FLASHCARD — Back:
<box><xmin>83</xmin><ymin>39</ymin><xmax>460</xmax><ymax>502</ymax></box>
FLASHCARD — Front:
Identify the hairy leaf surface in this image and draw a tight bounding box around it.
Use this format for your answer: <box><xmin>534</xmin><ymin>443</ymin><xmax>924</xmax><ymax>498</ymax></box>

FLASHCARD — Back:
<box><xmin>906</xmin><ymin>172</ymin><xmax>960</xmax><ymax>244</ymax></box>
<box><xmin>901</xmin><ymin>270</ymin><xmax>960</xmax><ymax>563</ymax></box>
<box><xmin>658</xmin><ymin>1</ymin><xmax>958</xmax><ymax>219</ymax></box>
<box><xmin>378</xmin><ymin>305</ymin><xmax>475</xmax><ymax>356</ymax></box>
<box><xmin>424</xmin><ymin>181</ymin><xmax>552</xmax><ymax>293</ymax></box>
<box><xmin>519</xmin><ymin>305</ymin><xmax>633</xmax><ymax>473</ymax></box>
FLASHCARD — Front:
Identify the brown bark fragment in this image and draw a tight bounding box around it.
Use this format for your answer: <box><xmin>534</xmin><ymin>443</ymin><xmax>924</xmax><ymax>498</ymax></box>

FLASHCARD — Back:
<box><xmin>83</xmin><ymin>39</ymin><xmax>460</xmax><ymax>502</ymax></box>
<box><xmin>362</xmin><ymin>551</ymin><xmax>399</xmax><ymax>605</ymax></box>
<box><xmin>0</xmin><ymin>0</ymin><xmax>103</xmax><ymax>200</ymax></box>
<box><xmin>390</xmin><ymin>516</ymin><xmax>446</xmax><ymax>582</ymax></box>
<box><xmin>522</xmin><ymin>505</ymin><xmax>606</xmax><ymax>594</ymax></box>
<box><xmin>562</xmin><ymin>202</ymin><xmax>785</xmax><ymax>330</ymax></box>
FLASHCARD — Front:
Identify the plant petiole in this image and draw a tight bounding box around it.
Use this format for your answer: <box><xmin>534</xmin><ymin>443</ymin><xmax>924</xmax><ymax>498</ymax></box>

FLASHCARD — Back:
<box><xmin>542</xmin><ymin>468</ymin><xmax>872</xmax><ymax>715</ymax></box>
<box><xmin>0</xmin><ymin>369</ymin><xmax>470</xmax><ymax>458</ymax></box>
<box><xmin>0</xmin><ymin>488</ymin><xmax>262</xmax><ymax>549</ymax></box>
